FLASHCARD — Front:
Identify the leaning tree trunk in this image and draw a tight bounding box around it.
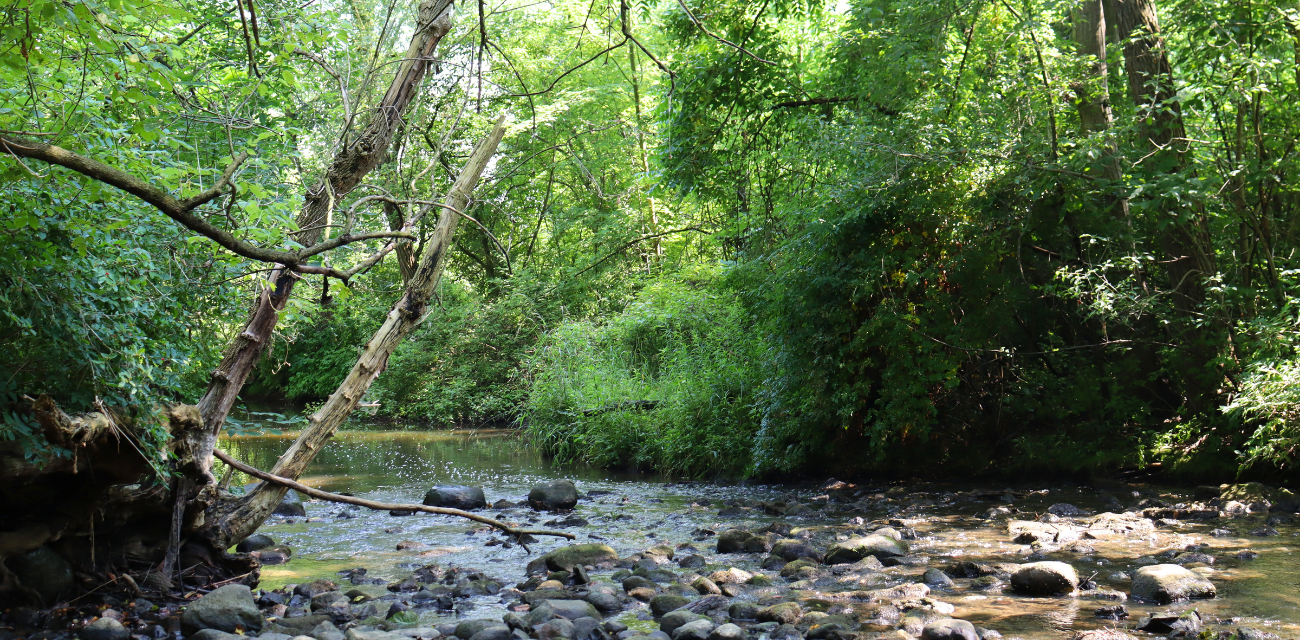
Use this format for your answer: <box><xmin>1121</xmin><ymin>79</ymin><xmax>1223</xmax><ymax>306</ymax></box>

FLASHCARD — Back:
<box><xmin>200</xmin><ymin>118</ymin><xmax>508</xmax><ymax>550</ymax></box>
<box><xmin>191</xmin><ymin>0</ymin><xmax>455</xmax><ymax>484</ymax></box>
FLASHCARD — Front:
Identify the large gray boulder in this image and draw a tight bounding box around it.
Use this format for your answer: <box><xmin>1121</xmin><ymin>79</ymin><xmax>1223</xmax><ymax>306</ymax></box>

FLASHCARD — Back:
<box><xmin>1130</xmin><ymin>565</ymin><xmax>1215</xmax><ymax>604</ymax></box>
<box><xmin>423</xmin><ymin>485</ymin><xmax>487</xmax><ymax>511</ymax></box>
<box><xmin>242</xmin><ymin>482</ymin><xmax>306</xmax><ymax>517</ymax></box>
<box><xmin>824</xmin><ymin>535</ymin><xmax>908</xmax><ymax>564</ymax></box>
<box><xmin>1010</xmin><ymin>562</ymin><xmax>1079</xmax><ymax>596</ymax></box>
<box><xmin>7</xmin><ymin>546</ymin><xmax>75</xmax><ymax>604</ymax></box>
<box><xmin>180</xmin><ymin>584</ymin><xmax>264</xmax><ymax>634</ymax></box>
<box><xmin>529</xmin><ymin>480</ymin><xmax>578</xmax><ymax>511</ymax></box>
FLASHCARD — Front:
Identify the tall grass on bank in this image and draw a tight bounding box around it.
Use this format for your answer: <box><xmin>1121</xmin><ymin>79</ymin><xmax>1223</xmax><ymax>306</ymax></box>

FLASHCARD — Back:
<box><xmin>524</xmin><ymin>273</ymin><xmax>762</xmax><ymax>477</ymax></box>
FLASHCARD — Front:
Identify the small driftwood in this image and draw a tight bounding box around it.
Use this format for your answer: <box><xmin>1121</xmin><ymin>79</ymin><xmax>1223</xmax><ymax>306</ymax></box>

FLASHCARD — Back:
<box><xmin>212</xmin><ymin>449</ymin><xmax>575</xmax><ymax>550</ymax></box>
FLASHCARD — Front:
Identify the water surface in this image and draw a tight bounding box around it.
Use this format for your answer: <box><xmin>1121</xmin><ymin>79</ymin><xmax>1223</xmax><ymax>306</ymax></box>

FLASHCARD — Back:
<box><xmin>221</xmin><ymin>430</ymin><xmax>1300</xmax><ymax>638</ymax></box>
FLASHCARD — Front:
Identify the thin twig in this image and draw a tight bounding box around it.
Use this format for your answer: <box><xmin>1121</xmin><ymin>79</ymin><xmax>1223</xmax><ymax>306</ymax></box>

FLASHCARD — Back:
<box><xmin>675</xmin><ymin>0</ymin><xmax>774</xmax><ymax>65</ymax></box>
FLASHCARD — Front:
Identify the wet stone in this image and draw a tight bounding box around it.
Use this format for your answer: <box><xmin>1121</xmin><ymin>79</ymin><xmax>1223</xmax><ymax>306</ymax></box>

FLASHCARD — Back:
<box><xmin>671</xmin><ymin>619</ymin><xmax>715</xmax><ymax>640</ymax></box>
<box><xmin>758</xmin><ymin>602</ymin><xmax>802</xmax><ymax>625</ymax></box>
<box><xmin>1010</xmin><ymin>561</ymin><xmax>1079</xmax><ymax>596</ymax></box>
<box><xmin>921</xmin><ymin>619</ymin><xmax>979</xmax><ymax>640</ymax></box>
<box><xmin>1130</xmin><ymin>565</ymin><xmax>1216</xmax><ymax>604</ymax></box>
<box><xmin>923</xmin><ymin>568</ymin><xmax>954</xmax><ymax>588</ymax></box>
<box><xmin>661</xmin><ymin>611</ymin><xmax>708</xmax><ymax>635</ymax></box>
<box><xmin>79</xmin><ymin>618</ymin><xmax>129</xmax><ymax>640</ymax></box>
<box><xmin>650</xmin><ymin>595</ymin><xmax>692</xmax><ymax>618</ymax></box>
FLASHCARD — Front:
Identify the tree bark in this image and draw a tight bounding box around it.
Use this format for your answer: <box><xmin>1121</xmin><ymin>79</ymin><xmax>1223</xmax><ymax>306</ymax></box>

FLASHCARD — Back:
<box><xmin>192</xmin><ymin>0</ymin><xmax>455</xmax><ymax>484</ymax></box>
<box><xmin>1071</xmin><ymin>0</ymin><xmax>1130</xmax><ymax>225</ymax></box>
<box><xmin>1071</xmin><ymin>0</ymin><xmax>1112</xmax><ymax>135</ymax></box>
<box><xmin>1112</xmin><ymin>0</ymin><xmax>1220</xmax><ymax>407</ymax></box>
<box><xmin>201</xmin><ymin>117</ymin><xmax>509</xmax><ymax>549</ymax></box>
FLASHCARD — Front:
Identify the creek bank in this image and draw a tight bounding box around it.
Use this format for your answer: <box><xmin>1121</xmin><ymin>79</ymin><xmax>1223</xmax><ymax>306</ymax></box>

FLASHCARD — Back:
<box><xmin>4</xmin><ymin>477</ymin><xmax>1295</xmax><ymax>640</ymax></box>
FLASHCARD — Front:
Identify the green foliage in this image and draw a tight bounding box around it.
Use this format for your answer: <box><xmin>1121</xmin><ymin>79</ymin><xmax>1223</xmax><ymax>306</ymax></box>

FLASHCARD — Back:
<box><xmin>6</xmin><ymin>0</ymin><xmax>1300</xmax><ymax>483</ymax></box>
<box><xmin>249</xmin><ymin>294</ymin><xmax>387</xmax><ymax>402</ymax></box>
<box><xmin>525</xmin><ymin>268</ymin><xmax>762</xmax><ymax>477</ymax></box>
<box><xmin>371</xmin><ymin>280</ymin><xmax>549</xmax><ymax>426</ymax></box>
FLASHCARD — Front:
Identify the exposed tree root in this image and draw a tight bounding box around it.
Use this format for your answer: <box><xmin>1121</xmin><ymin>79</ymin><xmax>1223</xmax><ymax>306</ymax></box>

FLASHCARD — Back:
<box><xmin>212</xmin><ymin>449</ymin><xmax>575</xmax><ymax>551</ymax></box>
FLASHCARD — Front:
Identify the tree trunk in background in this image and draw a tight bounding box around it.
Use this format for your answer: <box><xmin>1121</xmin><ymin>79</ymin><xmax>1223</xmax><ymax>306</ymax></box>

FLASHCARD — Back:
<box><xmin>1112</xmin><ymin>0</ymin><xmax>1220</xmax><ymax>409</ymax></box>
<box><xmin>192</xmin><ymin>0</ymin><xmax>454</xmax><ymax>482</ymax></box>
<box><xmin>1072</xmin><ymin>0</ymin><xmax>1130</xmax><ymax>224</ymax></box>
<box><xmin>1072</xmin><ymin>0</ymin><xmax>1112</xmax><ymax>135</ymax></box>
<box><xmin>201</xmin><ymin>118</ymin><xmax>508</xmax><ymax>550</ymax></box>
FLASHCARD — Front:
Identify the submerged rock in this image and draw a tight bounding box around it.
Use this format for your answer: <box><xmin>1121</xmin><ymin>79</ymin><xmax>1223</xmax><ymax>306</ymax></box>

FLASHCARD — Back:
<box><xmin>1130</xmin><ymin>565</ymin><xmax>1215</xmax><ymax>604</ymax></box>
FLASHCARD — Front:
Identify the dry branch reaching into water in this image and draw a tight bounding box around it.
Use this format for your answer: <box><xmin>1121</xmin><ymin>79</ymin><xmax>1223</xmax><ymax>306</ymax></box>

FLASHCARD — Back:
<box><xmin>211</xmin><ymin>449</ymin><xmax>576</xmax><ymax>550</ymax></box>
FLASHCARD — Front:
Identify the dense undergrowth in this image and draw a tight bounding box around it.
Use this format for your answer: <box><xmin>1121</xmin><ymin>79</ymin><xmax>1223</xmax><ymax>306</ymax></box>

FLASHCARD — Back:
<box><xmin>7</xmin><ymin>0</ymin><xmax>1300</xmax><ymax>482</ymax></box>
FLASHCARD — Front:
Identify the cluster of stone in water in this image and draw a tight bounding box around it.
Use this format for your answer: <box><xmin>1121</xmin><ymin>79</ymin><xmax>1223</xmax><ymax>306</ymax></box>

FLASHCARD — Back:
<box><xmin>9</xmin><ymin>480</ymin><xmax>1293</xmax><ymax>640</ymax></box>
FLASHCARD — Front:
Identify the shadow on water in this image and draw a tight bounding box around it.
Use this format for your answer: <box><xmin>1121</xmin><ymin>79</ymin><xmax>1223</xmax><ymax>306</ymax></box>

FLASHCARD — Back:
<box><xmin>221</xmin><ymin>430</ymin><xmax>1300</xmax><ymax>638</ymax></box>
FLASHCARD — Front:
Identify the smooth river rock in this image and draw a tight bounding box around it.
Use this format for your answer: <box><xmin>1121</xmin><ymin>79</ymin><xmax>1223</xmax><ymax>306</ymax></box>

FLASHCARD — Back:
<box><xmin>529</xmin><ymin>480</ymin><xmax>578</xmax><ymax>511</ymax></box>
<box><xmin>181</xmin><ymin>585</ymin><xmax>264</xmax><ymax>635</ymax></box>
<box><xmin>1010</xmin><ymin>562</ymin><xmax>1079</xmax><ymax>596</ymax></box>
<box><xmin>423</xmin><ymin>485</ymin><xmax>488</xmax><ymax>510</ymax></box>
<box><xmin>1130</xmin><ymin>565</ymin><xmax>1215</xmax><ymax>604</ymax></box>
<box><xmin>540</xmin><ymin>543</ymin><xmax>619</xmax><ymax>571</ymax></box>
<box><xmin>824</xmin><ymin>534</ymin><xmax>908</xmax><ymax>564</ymax></box>
<box><xmin>920</xmin><ymin>619</ymin><xmax>979</xmax><ymax>640</ymax></box>
<box><xmin>79</xmin><ymin>617</ymin><xmax>130</xmax><ymax>640</ymax></box>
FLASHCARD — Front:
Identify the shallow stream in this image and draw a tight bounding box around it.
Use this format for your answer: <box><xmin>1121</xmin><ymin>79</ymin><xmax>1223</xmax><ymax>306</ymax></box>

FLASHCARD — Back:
<box><xmin>222</xmin><ymin>430</ymin><xmax>1300</xmax><ymax>640</ymax></box>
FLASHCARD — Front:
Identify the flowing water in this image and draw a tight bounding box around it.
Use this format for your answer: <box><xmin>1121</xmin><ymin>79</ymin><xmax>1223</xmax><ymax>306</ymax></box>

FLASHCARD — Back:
<box><xmin>222</xmin><ymin>430</ymin><xmax>1300</xmax><ymax>639</ymax></box>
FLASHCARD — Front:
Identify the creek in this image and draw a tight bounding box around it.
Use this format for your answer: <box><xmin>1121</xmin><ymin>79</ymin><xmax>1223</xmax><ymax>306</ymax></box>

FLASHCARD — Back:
<box><xmin>222</xmin><ymin>429</ymin><xmax>1300</xmax><ymax>640</ymax></box>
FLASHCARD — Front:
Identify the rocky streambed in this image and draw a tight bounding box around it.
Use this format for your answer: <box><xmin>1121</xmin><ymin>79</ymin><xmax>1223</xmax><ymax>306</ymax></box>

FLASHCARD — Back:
<box><xmin>5</xmin><ymin>431</ymin><xmax>1299</xmax><ymax>640</ymax></box>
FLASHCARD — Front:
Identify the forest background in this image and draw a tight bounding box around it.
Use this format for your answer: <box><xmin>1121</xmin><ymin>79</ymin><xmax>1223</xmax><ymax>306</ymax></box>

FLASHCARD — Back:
<box><xmin>4</xmin><ymin>0</ymin><xmax>1300</xmax><ymax>482</ymax></box>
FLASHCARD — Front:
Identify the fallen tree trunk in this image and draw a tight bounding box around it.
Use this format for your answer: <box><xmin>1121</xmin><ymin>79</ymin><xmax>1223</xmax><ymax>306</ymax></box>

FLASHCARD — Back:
<box><xmin>211</xmin><ymin>449</ymin><xmax>573</xmax><ymax>549</ymax></box>
<box><xmin>200</xmin><ymin>117</ymin><xmax>509</xmax><ymax>550</ymax></box>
